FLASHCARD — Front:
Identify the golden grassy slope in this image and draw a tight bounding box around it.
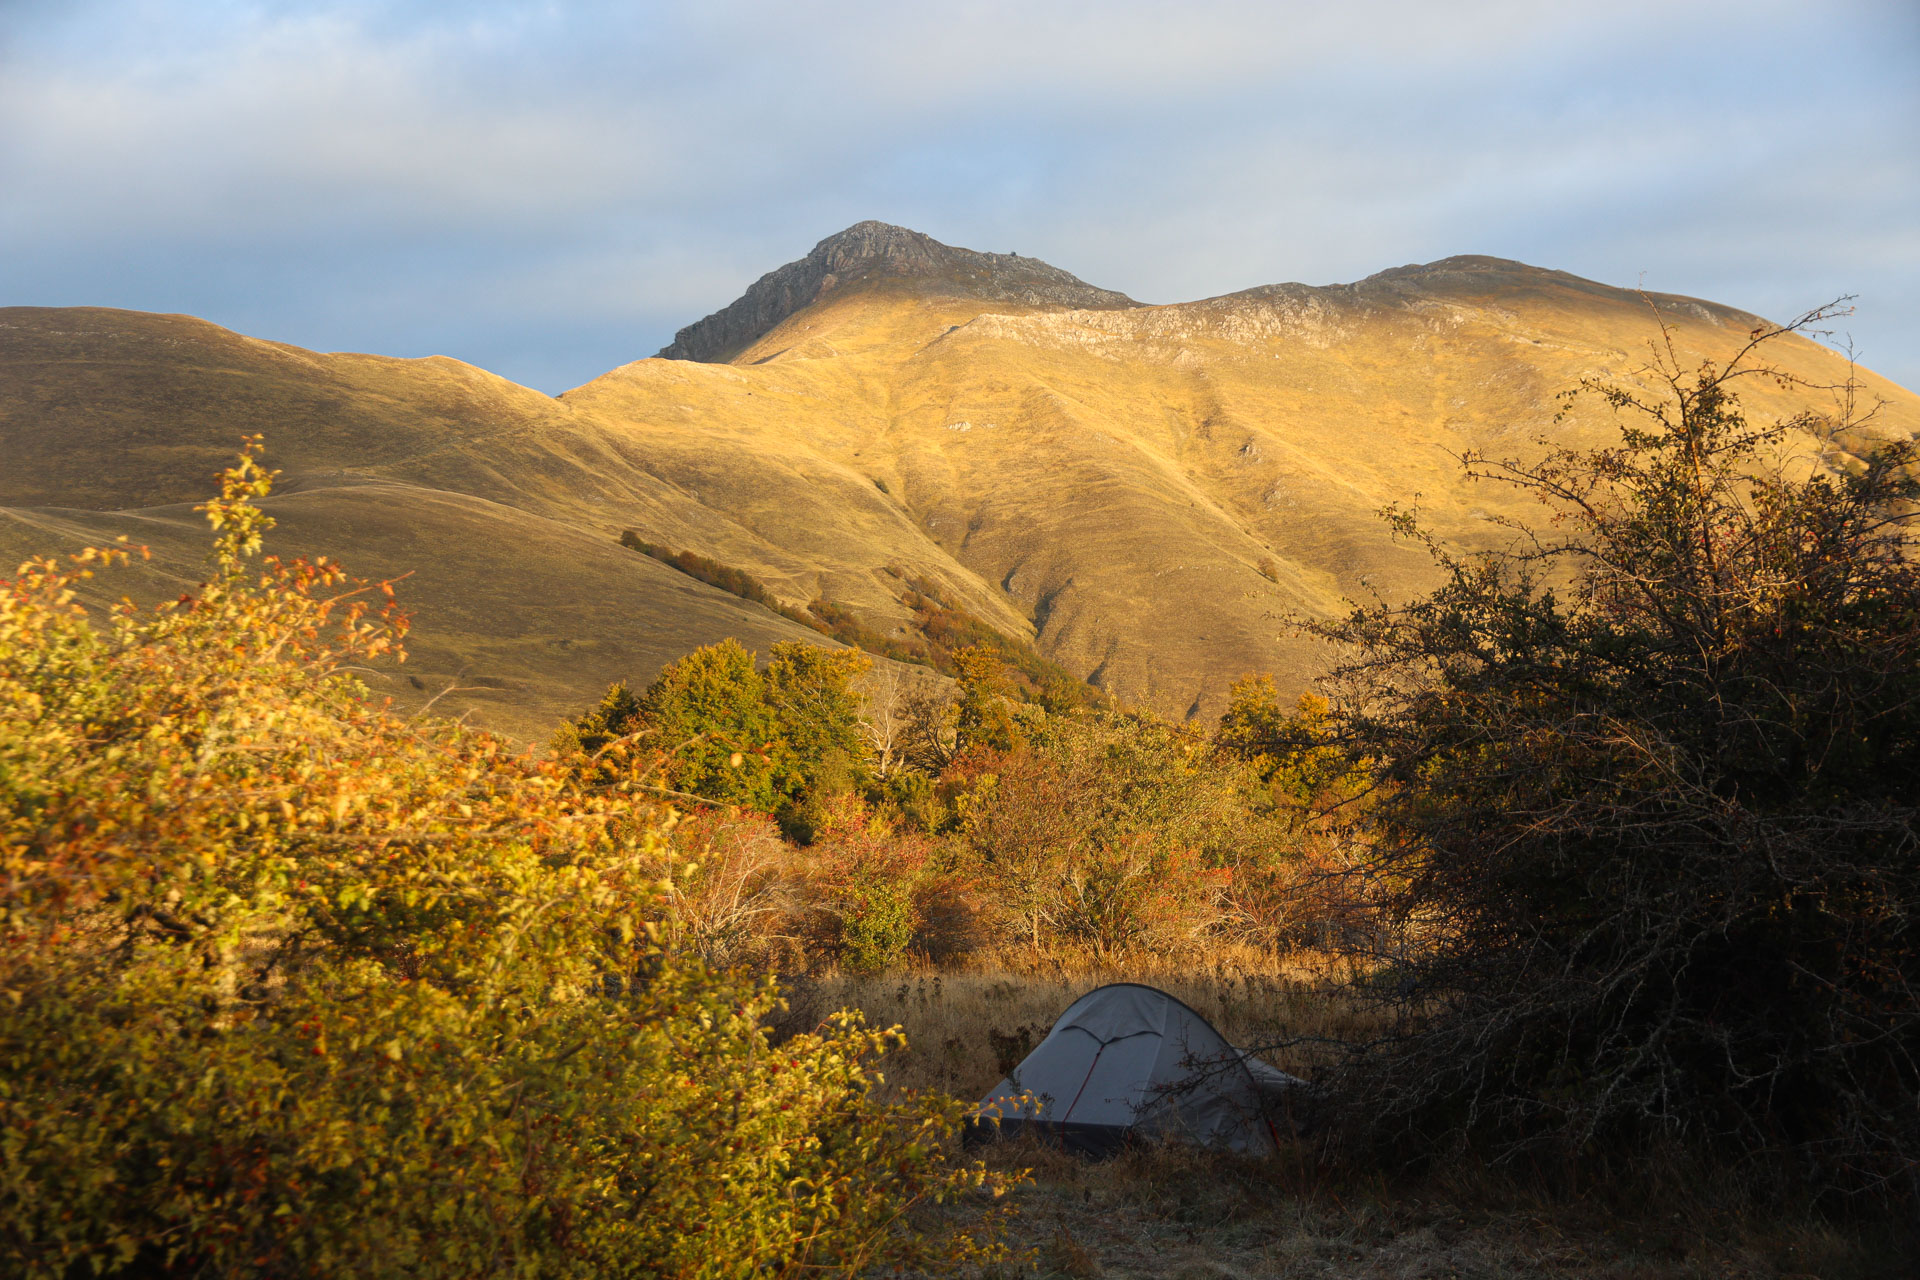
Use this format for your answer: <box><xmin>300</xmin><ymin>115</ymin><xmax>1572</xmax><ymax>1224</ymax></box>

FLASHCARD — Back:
<box><xmin>569</xmin><ymin>259</ymin><xmax>1920</xmax><ymax>716</ymax></box>
<box><xmin>5</xmin><ymin>245</ymin><xmax>1915</xmax><ymax>735</ymax></box>
<box><xmin>0</xmin><ymin>308</ymin><xmax>854</xmax><ymax>737</ymax></box>
<box><xmin>0</xmin><ymin>484</ymin><xmax>840</xmax><ymax>742</ymax></box>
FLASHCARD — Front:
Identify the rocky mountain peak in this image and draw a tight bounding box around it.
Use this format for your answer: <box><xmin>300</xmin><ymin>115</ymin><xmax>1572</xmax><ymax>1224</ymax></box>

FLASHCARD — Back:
<box><xmin>809</xmin><ymin>220</ymin><xmax>954</xmax><ymax>275</ymax></box>
<box><xmin>658</xmin><ymin>221</ymin><xmax>1137</xmax><ymax>363</ymax></box>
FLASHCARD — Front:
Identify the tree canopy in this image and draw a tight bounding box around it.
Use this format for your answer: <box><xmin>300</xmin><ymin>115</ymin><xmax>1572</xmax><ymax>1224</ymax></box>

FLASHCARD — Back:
<box><xmin>562</xmin><ymin>638</ymin><xmax>879</xmax><ymax>833</ymax></box>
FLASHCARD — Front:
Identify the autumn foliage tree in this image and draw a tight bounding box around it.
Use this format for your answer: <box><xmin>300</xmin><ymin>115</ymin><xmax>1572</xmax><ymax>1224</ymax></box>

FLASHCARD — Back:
<box><xmin>0</xmin><ymin>445</ymin><xmax>1012</xmax><ymax>1278</ymax></box>
<box><xmin>1311</xmin><ymin>307</ymin><xmax>1920</xmax><ymax>1197</ymax></box>
<box><xmin>962</xmin><ymin>712</ymin><xmax>1257</xmax><ymax>957</ymax></box>
<box><xmin>1216</xmin><ymin>677</ymin><xmax>1357</xmax><ymax>806</ymax></box>
<box><xmin>1214</xmin><ymin>678</ymin><xmax>1379</xmax><ymax>948</ymax></box>
<box><xmin>558</xmin><ymin>639</ymin><xmax>876</xmax><ymax>840</ymax></box>
<box><xmin>951</xmin><ymin>644</ymin><xmax>1020</xmax><ymax>755</ymax></box>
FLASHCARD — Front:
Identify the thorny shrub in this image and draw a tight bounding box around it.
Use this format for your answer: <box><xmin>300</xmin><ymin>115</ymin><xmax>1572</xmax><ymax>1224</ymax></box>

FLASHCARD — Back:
<box><xmin>652</xmin><ymin>808</ymin><xmax>796</xmax><ymax>970</ymax></box>
<box><xmin>0</xmin><ymin>443</ymin><xmax>1016</xmax><ymax>1279</ymax></box>
<box><xmin>1310</xmin><ymin>307</ymin><xmax>1920</xmax><ymax>1200</ymax></box>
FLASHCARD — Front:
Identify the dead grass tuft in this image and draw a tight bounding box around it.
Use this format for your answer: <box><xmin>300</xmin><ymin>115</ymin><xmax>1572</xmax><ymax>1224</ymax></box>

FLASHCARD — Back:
<box><xmin>1040</xmin><ymin>1227</ymin><xmax>1104</xmax><ymax>1278</ymax></box>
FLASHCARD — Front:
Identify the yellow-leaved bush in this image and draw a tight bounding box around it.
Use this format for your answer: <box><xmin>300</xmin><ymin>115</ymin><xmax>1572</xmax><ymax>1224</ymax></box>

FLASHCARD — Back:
<box><xmin>0</xmin><ymin>443</ymin><xmax>1015</xmax><ymax>1279</ymax></box>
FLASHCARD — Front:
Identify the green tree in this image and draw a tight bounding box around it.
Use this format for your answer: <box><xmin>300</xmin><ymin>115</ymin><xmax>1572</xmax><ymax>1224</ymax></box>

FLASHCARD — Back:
<box><xmin>638</xmin><ymin>639</ymin><xmax>780</xmax><ymax>810</ymax></box>
<box><xmin>1311</xmin><ymin>305</ymin><xmax>1920</xmax><ymax>1194</ymax></box>
<box><xmin>761</xmin><ymin>641</ymin><xmax>873</xmax><ymax>840</ymax></box>
<box><xmin>765</xmin><ymin>641</ymin><xmax>872</xmax><ymax>795</ymax></box>
<box><xmin>562</xmin><ymin>643</ymin><xmax>882</xmax><ymax>827</ymax></box>
<box><xmin>549</xmin><ymin>678</ymin><xmax>643</xmax><ymax>764</ymax></box>
<box><xmin>952</xmin><ymin>644</ymin><xmax>1019</xmax><ymax>754</ymax></box>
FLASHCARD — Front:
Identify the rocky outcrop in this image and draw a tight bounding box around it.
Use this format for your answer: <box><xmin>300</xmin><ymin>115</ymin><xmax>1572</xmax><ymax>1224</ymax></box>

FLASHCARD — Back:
<box><xmin>951</xmin><ymin>255</ymin><xmax>1773</xmax><ymax>362</ymax></box>
<box><xmin>657</xmin><ymin>221</ymin><xmax>1138</xmax><ymax>363</ymax></box>
<box><xmin>1334</xmin><ymin>256</ymin><xmax>1761</xmax><ymax>328</ymax></box>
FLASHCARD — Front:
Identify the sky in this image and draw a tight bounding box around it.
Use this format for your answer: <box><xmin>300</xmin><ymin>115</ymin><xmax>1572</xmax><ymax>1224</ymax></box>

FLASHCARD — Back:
<box><xmin>3</xmin><ymin>0</ymin><xmax>1916</xmax><ymax>395</ymax></box>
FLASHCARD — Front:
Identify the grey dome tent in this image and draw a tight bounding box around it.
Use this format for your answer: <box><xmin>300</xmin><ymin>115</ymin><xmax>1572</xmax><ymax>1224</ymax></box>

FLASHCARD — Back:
<box><xmin>971</xmin><ymin>983</ymin><xmax>1304</xmax><ymax>1155</ymax></box>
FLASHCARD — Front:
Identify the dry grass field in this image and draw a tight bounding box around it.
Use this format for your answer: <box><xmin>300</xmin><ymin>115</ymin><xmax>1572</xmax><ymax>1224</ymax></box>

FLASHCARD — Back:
<box><xmin>958</xmin><ymin>1138</ymin><xmax>1913</xmax><ymax>1280</ymax></box>
<box><xmin>814</xmin><ymin>959</ymin><xmax>1914</xmax><ymax>1280</ymax></box>
<box><xmin>792</xmin><ymin>949</ymin><xmax>1361</xmax><ymax>1100</ymax></box>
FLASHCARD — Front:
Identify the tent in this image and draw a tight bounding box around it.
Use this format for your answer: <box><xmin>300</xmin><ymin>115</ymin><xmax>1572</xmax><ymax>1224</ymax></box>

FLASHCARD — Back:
<box><xmin>971</xmin><ymin>983</ymin><xmax>1305</xmax><ymax>1155</ymax></box>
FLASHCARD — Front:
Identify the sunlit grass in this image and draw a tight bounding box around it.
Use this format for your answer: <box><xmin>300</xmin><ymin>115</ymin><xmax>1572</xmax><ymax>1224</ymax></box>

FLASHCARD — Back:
<box><xmin>787</xmin><ymin>946</ymin><xmax>1376</xmax><ymax>1100</ymax></box>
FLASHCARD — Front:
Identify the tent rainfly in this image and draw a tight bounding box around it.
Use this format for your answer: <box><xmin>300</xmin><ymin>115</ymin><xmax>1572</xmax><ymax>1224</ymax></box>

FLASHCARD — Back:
<box><xmin>971</xmin><ymin>983</ymin><xmax>1305</xmax><ymax>1155</ymax></box>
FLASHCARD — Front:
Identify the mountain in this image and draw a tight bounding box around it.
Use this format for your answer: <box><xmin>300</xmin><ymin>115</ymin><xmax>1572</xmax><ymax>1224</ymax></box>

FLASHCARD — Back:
<box><xmin>4</xmin><ymin>225</ymin><xmax>1915</xmax><ymax>738</ymax></box>
<box><xmin>658</xmin><ymin>221</ymin><xmax>1138</xmax><ymax>362</ymax></box>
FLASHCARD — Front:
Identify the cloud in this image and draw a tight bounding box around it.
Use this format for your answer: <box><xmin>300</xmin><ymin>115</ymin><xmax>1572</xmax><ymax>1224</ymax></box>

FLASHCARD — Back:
<box><xmin>1</xmin><ymin>9</ymin><xmax>658</xmax><ymax>236</ymax></box>
<box><xmin>1</xmin><ymin>0</ymin><xmax>1915</xmax><ymax>393</ymax></box>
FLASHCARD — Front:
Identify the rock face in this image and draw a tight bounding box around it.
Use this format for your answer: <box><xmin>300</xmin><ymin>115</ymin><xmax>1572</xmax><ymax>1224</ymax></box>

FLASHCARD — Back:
<box><xmin>658</xmin><ymin>221</ymin><xmax>1138</xmax><ymax>363</ymax></box>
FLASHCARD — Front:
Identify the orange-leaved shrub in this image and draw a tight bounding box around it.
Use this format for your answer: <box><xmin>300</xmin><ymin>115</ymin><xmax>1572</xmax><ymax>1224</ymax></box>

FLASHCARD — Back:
<box><xmin>794</xmin><ymin>793</ymin><xmax>970</xmax><ymax>973</ymax></box>
<box><xmin>0</xmin><ymin>444</ymin><xmax>1014</xmax><ymax>1279</ymax></box>
<box><xmin>657</xmin><ymin>797</ymin><xmax>986</xmax><ymax>976</ymax></box>
<box><xmin>959</xmin><ymin>713</ymin><xmax>1256</xmax><ymax>959</ymax></box>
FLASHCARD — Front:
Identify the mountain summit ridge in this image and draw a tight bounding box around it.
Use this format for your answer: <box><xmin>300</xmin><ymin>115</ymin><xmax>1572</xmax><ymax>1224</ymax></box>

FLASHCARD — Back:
<box><xmin>657</xmin><ymin>221</ymin><xmax>1138</xmax><ymax>363</ymax></box>
<box><xmin>657</xmin><ymin>225</ymin><xmax>1763</xmax><ymax>367</ymax></box>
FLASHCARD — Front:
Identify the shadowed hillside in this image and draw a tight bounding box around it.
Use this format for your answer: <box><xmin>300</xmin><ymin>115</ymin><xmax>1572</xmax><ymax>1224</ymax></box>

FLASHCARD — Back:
<box><xmin>4</xmin><ymin>225</ymin><xmax>1915</xmax><ymax>736</ymax></box>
